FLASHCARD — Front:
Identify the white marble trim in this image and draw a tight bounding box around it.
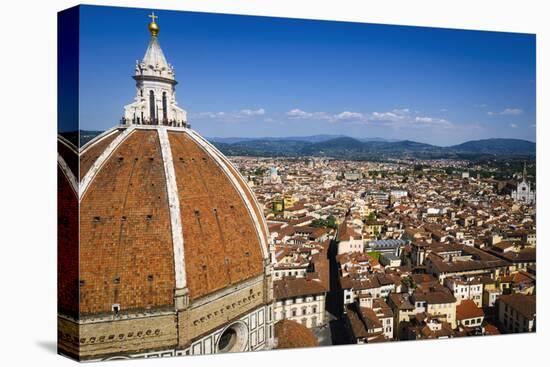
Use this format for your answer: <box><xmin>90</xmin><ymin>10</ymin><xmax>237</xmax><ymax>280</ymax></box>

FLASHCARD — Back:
<box><xmin>158</xmin><ymin>127</ymin><xmax>187</xmax><ymax>290</ymax></box>
<box><xmin>80</xmin><ymin>125</ymin><xmax>122</xmax><ymax>154</ymax></box>
<box><xmin>58</xmin><ymin>134</ymin><xmax>78</xmax><ymax>154</ymax></box>
<box><xmin>79</xmin><ymin>126</ymin><xmax>135</xmax><ymax>201</ymax></box>
<box><xmin>57</xmin><ymin>154</ymin><xmax>79</xmax><ymax>195</ymax></box>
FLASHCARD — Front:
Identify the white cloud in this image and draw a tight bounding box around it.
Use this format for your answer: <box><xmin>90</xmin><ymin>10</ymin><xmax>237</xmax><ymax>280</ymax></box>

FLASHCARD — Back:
<box><xmin>440</xmin><ymin>108</ymin><xmax>448</xmax><ymax>112</ymax></box>
<box><xmin>368</xmin><ymin>108</ymin><xmax>452</xmax><ymax>129</ymax></box>
<box><xmin>286</xmin><ymin>108</ymin><xmax>314</xmax><ymax>119</ymax></box>
<box><xmin>411</xmin><ymin>116</ymin><xmax>453</xmax><ymax>128</ymax></box>
<box><xmin>286</xmin><ymin>108</ymin><xmax>369</xmax><ymax>123</ymax></box>
<box><xmin>240</xmin><ymin>108</ymin><xmax>265</xmax><ymax>116</ymax></box>
<box><xmin>369</xmin><ymin>108</ymin><xmax>411</xmax><ymax>123</ymax></box>
<box><xmin>488</xmin><ymin>108</ymin><xmax>523</xmax><ymax>116</ymax></box>
<box><xmin>370</xmin><ymin>112</ymin><xmax>400</xmax><ymax>122</ymax></box>
<box><xmin>370</xmin><ymin>112</ymin><xmax>405</xmax><ymax>122</ymax></box>
<box><xmin>510</xmin><ymin>123</ymin><xmax>518</xmax><ymax>128</ymax></box>
<box><xmin>192</xmin><ymin>108</ymin><xmax>266</xmax><ymax>121</ymax></box>
<box><xmin>195</xmin><ymin>105</ymin><xmax>452</xmax><ymax>130</ymax></box>
<box><xmin>414</xmin><ymin>116</ymin><xmax>450</xmax><ymax>124</ymax></box>
<box><xmin>193</xmin><ymin>111</ymin><xmax>225</xmax><ymax>118</ymax></box>
<box><xmin>333</xmin><ymin>111</ymin><xmax>365</xmax><ymax>121</ymax></box>
<box><xmin>286</xmin><ymin>108</ymin><xmax>367</xmax><ymax>122</ymax></box>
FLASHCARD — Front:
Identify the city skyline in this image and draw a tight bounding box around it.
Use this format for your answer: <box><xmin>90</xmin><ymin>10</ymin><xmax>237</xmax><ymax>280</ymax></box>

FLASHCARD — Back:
<box><xmin>57</xmin><ymin>6</ymin><xmax>537</xmax><ymax>361</ymax></box>
<box><xmin>78</xmin><ymin>5</ymin><xmax>535</xmax><ymax>146</ymax></box>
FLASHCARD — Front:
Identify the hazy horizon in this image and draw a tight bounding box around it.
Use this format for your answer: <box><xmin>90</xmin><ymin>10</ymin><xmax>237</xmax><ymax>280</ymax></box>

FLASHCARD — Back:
<box><xmin>77</xmin><ymin>129</ymin><xmax>535</xmax><ymax>147</ymax></box>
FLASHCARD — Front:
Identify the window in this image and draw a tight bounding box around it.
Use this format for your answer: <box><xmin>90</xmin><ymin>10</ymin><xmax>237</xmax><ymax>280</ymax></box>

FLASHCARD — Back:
<box><xmin>218</xmin><ymin>328</ymin><xmax>237</xmax><ymax>352</ymax></box>
<box><xmin>112</xmin><ymin>304</ymin><xmax>120</xmax><ymax>315</ymax></box>
<box><xmin>149</xmin><ymin>90</ymin><xmax>155</xmax><ymax>122</ymax></box>
<box><xmin>162</xmin><ymin>91</ymin><xmax>167</xmax><ymax>122</ymax></box>
<box><xmin>292</xmin><ymin>309</ymin><xmax>297</xmax><ymax>317</ymax></box>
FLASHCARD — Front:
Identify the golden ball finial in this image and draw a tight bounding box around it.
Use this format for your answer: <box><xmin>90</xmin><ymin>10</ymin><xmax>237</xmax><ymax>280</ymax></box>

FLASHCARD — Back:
<box><xmin>148</xmin><ymin>12</ymin><xmax>159</xmax><ymax>37</ymax></box>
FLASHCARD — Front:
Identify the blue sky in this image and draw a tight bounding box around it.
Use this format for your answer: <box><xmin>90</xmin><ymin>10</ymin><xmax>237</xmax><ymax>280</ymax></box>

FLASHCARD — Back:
<box><xmin>79</xmin><ymin>5</ymin><xmax>536</xmax><ymax>146</ymax></box>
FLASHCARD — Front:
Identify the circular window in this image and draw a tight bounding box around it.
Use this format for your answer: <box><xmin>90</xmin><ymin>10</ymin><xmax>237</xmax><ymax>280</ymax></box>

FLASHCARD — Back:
<box><xmin>218</xmin><ymin>328</ymin><xmax>237</xmax><ymax>352</ymax></box>
<box><xmin>217</xmin><ymin>322</ymin><xmax>248</xmax><ymax>353</ymax></box>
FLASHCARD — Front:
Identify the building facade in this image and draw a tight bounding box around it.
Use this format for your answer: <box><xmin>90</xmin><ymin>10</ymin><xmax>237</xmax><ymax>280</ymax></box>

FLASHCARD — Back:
<box><xmin>511</xmin><ymin>163</ymin><xmax>536</xmax><ymax>204</ymax></box>
<box><xmin>497</xmin><ymin>294</ymin><xmax>536</xmax><ymax>333</ymax></box>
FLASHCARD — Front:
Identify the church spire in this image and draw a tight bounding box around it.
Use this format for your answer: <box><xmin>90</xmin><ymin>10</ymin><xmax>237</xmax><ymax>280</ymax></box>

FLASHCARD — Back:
<box><xmin>142</xmin><ymin>12</ymin><xmax>170</xmax><ymax>72</ymax></box>
<box><xmin>523</xmin><ymin>161</ymin><xmax>527</xmax><ymax>182</ymax></box>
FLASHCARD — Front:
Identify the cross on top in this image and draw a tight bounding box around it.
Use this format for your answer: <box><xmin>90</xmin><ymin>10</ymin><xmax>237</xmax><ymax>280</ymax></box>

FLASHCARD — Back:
<box><xmin>148</xmin><ymin>12</ymin><xmax>158</xmax><ymax>23</ymax></box>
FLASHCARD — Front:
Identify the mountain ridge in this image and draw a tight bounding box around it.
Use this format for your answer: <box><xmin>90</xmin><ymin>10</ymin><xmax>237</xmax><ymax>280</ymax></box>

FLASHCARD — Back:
<box><xmin>74</xmin><ymin>130</ymin><xmax>535</xmax><ymax>158</ymax></box>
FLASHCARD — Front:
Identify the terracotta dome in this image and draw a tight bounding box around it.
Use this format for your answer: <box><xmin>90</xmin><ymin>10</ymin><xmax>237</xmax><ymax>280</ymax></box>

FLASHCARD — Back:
<box><xmin>274</xmin><ymin>320</ymin><xmax>319</xmax><ymax>349</ymax></box>
<box><xmin>76</xmin><ymin>125</ymin><xmax>270</xmax><ymax>315</ymax></box>
<box><xmin>57</xmin><ymin>13</ymin><xmax>275</xmax><ymax>361</ymax></box>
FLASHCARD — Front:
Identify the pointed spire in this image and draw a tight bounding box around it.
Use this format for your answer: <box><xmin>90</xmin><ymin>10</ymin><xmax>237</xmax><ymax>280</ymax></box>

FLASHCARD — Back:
<box><xmin>523</xmin><ymin>161</ymin><xmax>527</xmax><ymax>182</ymax></box>
<box><xmin>142</xmin><ymin>12</ymin><xmax>170</xmax><ymax>72</ymax></box>
<box><xmin>143</xmin><ymin>37</ymin><xmax>169</xmax><ymax>70</ymax></box>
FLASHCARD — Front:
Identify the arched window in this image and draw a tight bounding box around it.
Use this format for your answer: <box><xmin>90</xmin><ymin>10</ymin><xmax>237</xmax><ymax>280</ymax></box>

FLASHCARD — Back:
<box><xmin>162</xmin><ymin>91</ymin><xmax>168</xmax><ymax>123</ymax></box>
<box><xmin>149</xmin><ymin>90</ymin><xmax>155</xmax><ymax>123</ymax></box>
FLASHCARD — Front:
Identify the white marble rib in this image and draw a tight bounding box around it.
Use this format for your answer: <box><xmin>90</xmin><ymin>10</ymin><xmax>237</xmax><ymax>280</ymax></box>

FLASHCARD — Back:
<box><xmin>158</xmin><ymin>127</ymin><xmax>187</xmax><ymax>290</ymax></box>
<box><xmin>57</xmin><ymin>154</ymin><xmax>78</xmax><ymax>195</ymax></box>
<box><xmin>79</xmin><ymin>126</ymin><xmax>136</xmax><ymax>201</ymax></box>
<box><xmin>80</xmin><ymin>125</ymin><xmax>122</xmax><ymax>154</ymax></box>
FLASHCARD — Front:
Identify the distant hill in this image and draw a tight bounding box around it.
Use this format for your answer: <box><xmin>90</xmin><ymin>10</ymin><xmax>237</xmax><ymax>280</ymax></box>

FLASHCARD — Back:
<box><xmin>73</xmin><ymin>130</ymin><xmax>535</xmax><ymax>159</ymax></box>
<box><xmin>212</xmin><ymin>136</ymin><xmax>535</xmax><ymax>160</ymax></box>
<box><xmin>80</xmin><ymin>130</ymin><xmax>103</xmax><ymax>147</ymax></box>
<box><xmin>449</xmin><ymin>138</ymin><xmax>536</xmax><ymax>155</ymax></box>
<box><xmin>207</xmin><ymin>134</ymin><xmax>397</xmax><ymax>144</ymax></box>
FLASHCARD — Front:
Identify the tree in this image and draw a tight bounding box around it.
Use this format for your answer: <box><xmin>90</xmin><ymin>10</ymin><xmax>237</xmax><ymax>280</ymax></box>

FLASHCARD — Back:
<box><xmin>326</xmin><ymin>215</ymin><xmax>338</xmax><ymax>229</ymax></box>
<box><xmin>311</xmin><ymin>215</ymin><xmax>338</xmax><ymax>229</ymax></box>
